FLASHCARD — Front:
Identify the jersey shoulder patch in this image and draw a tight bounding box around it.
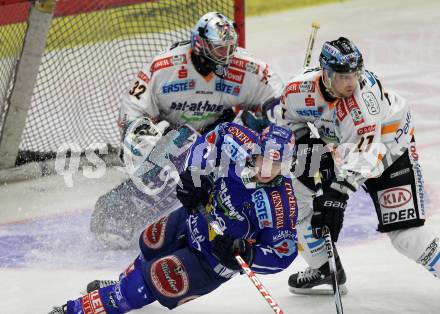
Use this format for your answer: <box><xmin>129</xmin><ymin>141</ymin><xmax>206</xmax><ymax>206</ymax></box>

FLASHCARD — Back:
<box><xmin>149</xmin><ymin>45</ymin><xmax>189</xmax><ymax>75</ymax></box>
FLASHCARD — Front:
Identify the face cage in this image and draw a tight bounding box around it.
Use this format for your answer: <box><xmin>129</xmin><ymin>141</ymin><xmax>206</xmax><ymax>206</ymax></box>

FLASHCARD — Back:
<box><xmin>201</xmin><ymin>39</ymin><xmax>237</xmax><ymax>66</ymax></box>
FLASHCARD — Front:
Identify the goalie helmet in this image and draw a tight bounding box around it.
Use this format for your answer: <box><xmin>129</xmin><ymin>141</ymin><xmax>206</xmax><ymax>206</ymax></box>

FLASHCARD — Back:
<box><xmin>191</xmin><ymin>12</ymin><xmax>238</xmax><ymax>73</ymax></box>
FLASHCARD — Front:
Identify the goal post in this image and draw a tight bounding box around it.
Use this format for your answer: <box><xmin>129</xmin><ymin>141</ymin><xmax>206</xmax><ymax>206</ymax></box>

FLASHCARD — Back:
<box><xmin>0</xmin><ymin>0</ymin><xmax>245</xmax><ymax>178</ymax></box>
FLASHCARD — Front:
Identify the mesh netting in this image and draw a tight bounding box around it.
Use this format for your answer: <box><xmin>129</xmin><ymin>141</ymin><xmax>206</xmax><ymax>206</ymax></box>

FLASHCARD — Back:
<box><xmin>0</xmin><ymin>0</ymin><xmax>239</xmax><ymax>164</ymax></box>
<box><xmin>0</xmin><ymin>1</ymin><xmax>30</xmax><ymax>144</ymax></box>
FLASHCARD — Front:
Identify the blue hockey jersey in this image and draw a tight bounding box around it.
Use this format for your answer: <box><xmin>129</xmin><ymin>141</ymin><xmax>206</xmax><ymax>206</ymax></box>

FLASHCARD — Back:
<box><xmin>184</xmin><ymin>122</ymin><xmax>298</xmax><ymax>278</ymax></box>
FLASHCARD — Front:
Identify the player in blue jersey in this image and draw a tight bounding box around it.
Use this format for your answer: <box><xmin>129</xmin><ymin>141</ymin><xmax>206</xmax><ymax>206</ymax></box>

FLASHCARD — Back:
<box><xmin>49</xmin><ymin>122</ymin><xmax>298</xmax><ymax>314</ymax></box>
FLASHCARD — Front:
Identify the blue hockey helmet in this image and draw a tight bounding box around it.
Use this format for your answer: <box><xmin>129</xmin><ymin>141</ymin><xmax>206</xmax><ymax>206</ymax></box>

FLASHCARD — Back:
<box><xmin>258</xmin><ymin>124</ymin><xmax>296</xmax><ymax>162</ymax></box>
<box><xmin>319</xmin><ymin>37</ymin><xmax>363</xmax><ymax>74</ymax></box>
<box><xmin>191</xmin><ymin>12</ymin><xmax>238</xmax><ymax>68</ymax></box>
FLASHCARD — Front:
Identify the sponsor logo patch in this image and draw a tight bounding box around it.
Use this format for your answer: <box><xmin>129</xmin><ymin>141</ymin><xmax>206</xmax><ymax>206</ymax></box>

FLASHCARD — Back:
<box><xmin>107</xmin><ymin>292</ymin><xmax>118</xmax><ymax>309</ymax></box>
<box><xmin>178</xmin><ymin>66</ymin><xmax>188</xmax><ymax>79</ymax></box>
<box><xmin>162</xmin><ymin>79</ymin><xmax>195</xmax><ymax>94</ymax></box>
<box><xmin>273</xmin><ymin>239</ymin><xmax>296</xmax><ymax>257</ymax></box>
<box><xmin>305</xmin><ymin>95</ymin><xmax>315</xmax><ymax>107</ymax></box>
<box><xmin>230</xmin><ymin>57</ymin><xmax>260</xmax><ymax>74</ymax></box>
<box><xmin>151</xmin><ymin>54</ymin><xmax>187</xmax><ymax>74</ymax></box>
<box><xmin>284</xmin><ymin>182</ymin><xmax>297</xmax><ymax>229</ymax></box>
<box><xmin>217</xmin><ymin>179</ymin><xmax>245</xmax><ymax>221</ymax></box>
<box><xmin>410</xmin><ymin>142</ymin><xmax>418</xmax><ymax>161</ymax></box>
<box><xmin>227</xmin><ymin>126</ymin><xmax>255</xmax><ymax>150</ymax></box>
<box><xmin>222</xmin><ymin>136</ymin><xmax>249</xmax><ymax>161</ymax></box>
<box><xmin>394</xmin><ymin>112</ymin><xmax>411</xmax><ymax>144</ymax></box>
<box><xmin>283</xmin><ymin>81</ymin><xmax>316</xmax><ymax>97</ymax></box>
<box><xmin>170</xmin><ymin>100</ymin><xmax>222</xmax><ymax>112</ymax></box>
<box><xmin>206</xmin><ymin>131</ymin><xmax>217</xmax><ymax>144</ymax></box>
<box><xmin>272</xmin><ymin>230</ymin><xmax>294</xmax><ymax>242</ymax></box>
<box><xmin>138</xmin><ymin>71</ymin><xmax>150</xmax><ymax>84</ymax></box>
<box><xmin>362</xmin><ymin>92</ymin><xmax>380</xmax><ymax>115</ymax></box>
<box><xmin>143</xmin><ymin>216</ymin><xmax>168</xmax><ymax>249</ymax></box>
<box><xmin>261</xmin><ymin>64</ymin><xmax>270</xmax><ymax>84</ymax></box>
<box><xmin>357</xmin><ymin>124</ymin><xmax>376</xmax><ymax>135</ymax></box>
<box><xmin>224</xmin><ymin>68</ymin><xmax>245</xmax><ymax>84</ymax></box>
<box><xmin>150</xmin><ymin>256</ymin><xmax>189</xmax><ymax>298</ymax></box>
<box><xmin>389</xmin><ymin>167</ymin><xmax>410</xmax><ymax>179</ymax></box>
<box><xmin>345</xmin><ymin>96</ymin><xmax>364</xmax><ymax>126</ymax></box>
<box><xmin>378</xmin><ymin>185</ymin><xmax>416</xmax><ymax>225</ymax></box>
<box><xmin>81</xmin><ymin>290</ymin><xmax>105</xmax><ymax>314</ymax></box>
<box><xmin>336</xmin><ymin>99</ymin><xmax>348</xmax><ymax>121</ymax></box>
<box><xmin>215</xmin><ymin>79</ymin><xmax>241</xmax><ymax>96</ymax></box>
<box><xmin>270</xmin><ymin>191</ymin><xmax>284</xmax><ymax>229</ymax></box>
<box><xmin>417</xmin><ymin>238</ymin><xmax>439</xmax><ymax>266</ymax></box>
<box><xmin>252</xmin><ymin>189</ymin><xmax>273</xmax><ymax>228</ymax></box>
<box><xmin>296</xmin><ymin>107</ymin><xmax>323</xmax><ymax>118</ymax></box>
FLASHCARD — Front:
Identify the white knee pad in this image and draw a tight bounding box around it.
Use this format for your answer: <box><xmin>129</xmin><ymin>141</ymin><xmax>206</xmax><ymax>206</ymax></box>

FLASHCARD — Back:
<box><xmin>297</xmin><ymin>213</ymin><xmax>328</xmax><ymax>269</ymax></box>
<box><xmin>388</xmin><ymin>226</ymin><xmax>440</xmax><ymax>278</ymax></box>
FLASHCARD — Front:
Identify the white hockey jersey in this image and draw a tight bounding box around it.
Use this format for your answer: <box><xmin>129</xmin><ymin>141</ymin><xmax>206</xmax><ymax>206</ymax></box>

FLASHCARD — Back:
<box><xmin>119</xmin><ymin>42</ymin><xmax>283</xmax><ymax>133</ymax></box>
<box><xmin>277</xmin><ymin>68</ymin><xmax>414</xmax><ymax>187</ymax></box>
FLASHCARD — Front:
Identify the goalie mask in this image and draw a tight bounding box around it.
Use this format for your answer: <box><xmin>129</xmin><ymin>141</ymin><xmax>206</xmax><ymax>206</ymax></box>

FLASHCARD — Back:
<box><xmin>191</xmin><ymin>12</ymin><xmax>238</xmax><ymax>75</ymax></box>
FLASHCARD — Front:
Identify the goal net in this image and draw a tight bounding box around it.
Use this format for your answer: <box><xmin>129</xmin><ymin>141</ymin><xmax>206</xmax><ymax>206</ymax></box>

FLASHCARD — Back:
<box><xmin>0</xmin><ymin>0</ymin><xmax>245</xmax><ymax>169</ymax></box>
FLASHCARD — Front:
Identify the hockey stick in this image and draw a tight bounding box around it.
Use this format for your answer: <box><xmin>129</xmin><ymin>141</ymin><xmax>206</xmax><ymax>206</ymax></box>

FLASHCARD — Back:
<box><xmin>303</xmin><ymin>21</ymin><xmax>320</xmax><ymax>68</ymax></box>
<box><xmin>198</xmin><ymin>204</ymin><xmax>284</xmax><ymax>314</ymax></box>
<box><xmin>313</xmin><ymin>172</ymin><xmax>344</xmax><ymax>314</ymax></box>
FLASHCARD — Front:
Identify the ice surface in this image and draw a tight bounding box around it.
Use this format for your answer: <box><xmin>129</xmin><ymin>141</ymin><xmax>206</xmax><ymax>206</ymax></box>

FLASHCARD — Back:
<box><xmin>1</xmin><ymin>0</ymin><xmax>440</xmax><ymax>313</ymax></box>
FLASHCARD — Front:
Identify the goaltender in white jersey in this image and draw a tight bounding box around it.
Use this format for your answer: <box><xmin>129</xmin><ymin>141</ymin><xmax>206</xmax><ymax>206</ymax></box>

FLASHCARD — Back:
<box><xmin>119</xmin><ymin>42</ymin><xmax>280</xmax><ymax>132</ymax></box>
<box><xmin>90</xmin><ymin>12</ymin><xmax>283</xmax><ymax>249</ymax></box>
<box><xmin>277</xmin><ymin>37</ymin><xmax>439</xmax><ymax>295</ymax></box>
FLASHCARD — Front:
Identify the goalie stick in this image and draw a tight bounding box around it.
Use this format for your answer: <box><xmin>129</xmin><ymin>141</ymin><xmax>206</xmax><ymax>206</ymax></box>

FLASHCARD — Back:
<box><xmin>303</xmin><ymin>21</ymin><xmax>320</xmax><ymax>68</ymax></box>
<box><xmin>314</xmin><ymin>172</ymin><xmax>344</xmax><ymax>314</ymax></box>
<box><xmin>198</xmin><ymin>204</ymin><xmax>284</xmax><ymax>314</ymax></box>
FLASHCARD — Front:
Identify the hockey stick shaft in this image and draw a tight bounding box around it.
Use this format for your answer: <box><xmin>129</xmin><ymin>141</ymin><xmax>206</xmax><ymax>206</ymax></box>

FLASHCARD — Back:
<box><xmin>303</xmin><ymin>21</ymin><xmax>321</xmax><ymax>68</ymax></box>
<box><xmin>198</xmin><ymin>204</ymin><xmax>284</xmax><ymax>314</ymax></box>
<box><xmin>314</xmin><ymin>172</ymin><xmax>344</xmax><ymax>314</ymax></box>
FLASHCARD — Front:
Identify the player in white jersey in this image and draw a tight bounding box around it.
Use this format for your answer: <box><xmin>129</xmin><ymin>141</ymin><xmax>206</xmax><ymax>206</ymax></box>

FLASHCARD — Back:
<box><xmin>276</xmin><ymin>37</ymin><xmax>440</xmax><ymax>294</ymax></box>
<box><xmin>90</xmin><ymin>12</ymin><xmax>283</xmax><ymax>249</ymax></box>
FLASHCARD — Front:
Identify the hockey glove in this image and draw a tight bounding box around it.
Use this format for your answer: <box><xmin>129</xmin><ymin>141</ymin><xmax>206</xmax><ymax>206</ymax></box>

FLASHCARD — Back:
<box><xmin>211</xmin><ymin>234</ymin><xmax>254</xmax><ymax>270</ymax></box>
<box><xmin>311</xmin><ymin>190</ymin><xmax>348</xmax><ymax>242</ymax></box>
<box><xmin>176</xmin><ymin>168</ymin><xmax>213</xmax><ymax>215</ymax></box>
<box><xmin>241</xmin><ymin>110</ymin><xmax>270</xmax><ymax>133</ymax></box>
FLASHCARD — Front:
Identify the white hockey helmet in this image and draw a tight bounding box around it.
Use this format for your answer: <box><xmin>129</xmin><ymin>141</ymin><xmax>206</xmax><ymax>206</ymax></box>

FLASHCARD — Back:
<box><xmin>191</xmin><ymin>12</ymin><xmax>238</xmax><ymax>68</ymax></box>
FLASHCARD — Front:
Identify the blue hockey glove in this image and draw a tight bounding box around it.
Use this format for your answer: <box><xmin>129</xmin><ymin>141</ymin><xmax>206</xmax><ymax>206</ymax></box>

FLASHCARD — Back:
<box><xmin>176</xmin><ymin>168</ymin><xmax>213</xmax><ymax>215</ymax></box>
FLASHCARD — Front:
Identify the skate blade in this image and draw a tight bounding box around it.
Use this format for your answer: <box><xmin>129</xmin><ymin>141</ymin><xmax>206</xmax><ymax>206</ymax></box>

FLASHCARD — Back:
<box><xmin>289</xmin><ymin>284</ymin><xmax>348</xmax><ymax>296</ymax></box>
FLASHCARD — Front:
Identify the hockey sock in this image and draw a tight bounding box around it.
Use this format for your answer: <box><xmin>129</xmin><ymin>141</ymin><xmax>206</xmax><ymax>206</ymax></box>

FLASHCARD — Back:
<box><xmin>66</xmin><ymin>256</ymin><xmax>156</xmax><ymax>314</ymax></box>
<box><xmin>417</xmin><ymin>237</ymin><xmax>440</xmax><ymax>278</ymax></box>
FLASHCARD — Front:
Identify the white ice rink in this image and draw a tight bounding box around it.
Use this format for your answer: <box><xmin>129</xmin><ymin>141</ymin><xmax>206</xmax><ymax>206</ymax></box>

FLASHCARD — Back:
<box><xmin>1</xmin><ymin>0</ymin><xmax>440</xmax><ymax>313</ymax></box>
